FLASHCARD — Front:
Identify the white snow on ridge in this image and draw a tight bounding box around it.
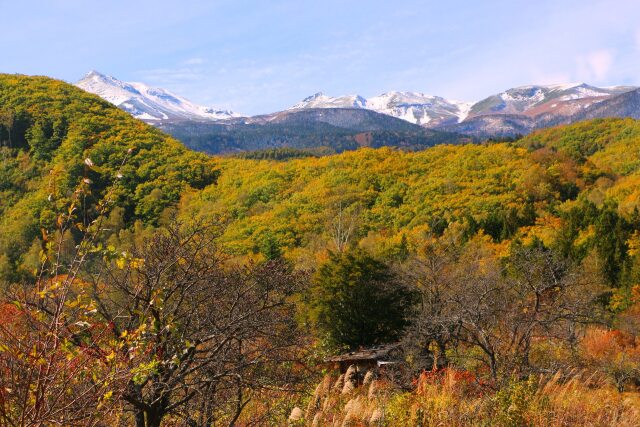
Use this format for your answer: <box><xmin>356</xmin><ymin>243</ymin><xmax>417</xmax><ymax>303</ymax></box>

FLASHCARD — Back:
<box><xmin>76</xmin><ymin>70</ymin><xmax>639</xmax><ymax>128</ymax></box>
<box><xmin>291</xmin><ymin>92</ymin><xmax>367</xmax><ymax>109</ymax></box>
<box><xmin>369</xmin><ymin>92</ymin><xmax>473</xmax><ymax>125</ymax></box>
<box><xmin>501</xmin><ymin>88</ymin><xmax>546</xmax><ymax>104</ymax></box>
<box><xmin>468</xmin><ymin>82</ymin><xmax>638</xmax><ymax>118</ymax></box>
<box><xmin>77</xmin><ymin>72</ymin><xmax>138</xmax><ymax>106</ymax></box>
<box><xmin>452</xmin><ymin>100</ymin><xmax>472</xmax><ymax>122</ymax></box>
<box><xmin>291</xmin><ymin>91</ymin><xmax>472</xmax><ymax>126</ymax></box>
<box><xmin>545</xmin><ymin>82</ymin><xmax>582</xmax><ymax>91</ymax></box>
<box><xmin>136</xmin><ymin>112</ymin><xmax>162</xmax><ymax>121</ymax></box>
<box><xmin>76</xmin><ymin>71</ymin><xmax>241</xmax><ymax>122</ymax></box>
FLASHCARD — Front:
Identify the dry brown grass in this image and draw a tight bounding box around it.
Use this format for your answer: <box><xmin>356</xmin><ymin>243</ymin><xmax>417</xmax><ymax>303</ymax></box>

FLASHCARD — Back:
<box><xmin>299</xmin><ymin>369</ymin><xmax>640</xmax><ymax>427</ymax></box>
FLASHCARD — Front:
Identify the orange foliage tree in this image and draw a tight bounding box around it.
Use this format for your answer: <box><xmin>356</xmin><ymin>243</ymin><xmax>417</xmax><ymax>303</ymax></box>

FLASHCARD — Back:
<box><xmin>581</xmin><ymin>328</ymin><xmax>640</xmax><ymax>391</ymax></box>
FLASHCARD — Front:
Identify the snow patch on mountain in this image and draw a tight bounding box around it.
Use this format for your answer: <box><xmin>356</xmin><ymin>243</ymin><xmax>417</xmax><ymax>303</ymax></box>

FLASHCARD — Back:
<box><xmin>76</xmin><ymin>71</ymin><xmax>639</xmax><ymax>133</ymax></box>
<box><xmin>76</xmin><ymin>71</ymin><xmax>241</xmax><ymax>122</ymax></box>
<box><xmin>368</xmin><ymin>92</ymin><xmax>472</xmax><ymax>125</ymax></box>
<box><xmin>290</xmin><ymin>91</ymin><xmax>472</xmax><ymax>126</ymax></box>
<box><xmin>290</xmin><ymin>92</ymin><xmax>367</xmax><ymax>109</ymax></box>
<box><xmin>468</xmin><ymin>83</ymin><xmax>638</xmax><ymax>119</ymax></box>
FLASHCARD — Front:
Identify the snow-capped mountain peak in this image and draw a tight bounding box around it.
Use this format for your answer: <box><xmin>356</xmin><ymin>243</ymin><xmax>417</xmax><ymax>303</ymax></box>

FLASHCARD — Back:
<box><xmin>76</xmin><ymin>71</ymin><xmax>241</xmax><ymax>122</ymax></box>
<box><xmin>466</xmin><ymin>82</ymin><xmax>635</xmax><ymax>119</ymax></box>
<box><xmin>367</xmin><ymin>91</ymin><xmax>472</xmax><ymax>125</ymax></box>
<box><xmin>76</xmin><ymin>71</ymin><xmax>640</xmax><ymax>134</ymax></box>
<box><xmin>290</xmin><ymin>92</ymin><xmax>367</xmax><ymax>109</ymax></box>
<box><xmin>290</xmin><ymin>91</ymin><xmax>472</xmax><ymax>126</ymax></box>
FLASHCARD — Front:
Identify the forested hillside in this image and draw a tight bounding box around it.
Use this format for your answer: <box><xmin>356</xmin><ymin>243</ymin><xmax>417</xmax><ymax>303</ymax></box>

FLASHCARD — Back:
<box><xmin>157</xmin><ymin>109</ymin><xmax>470</xmax><ymax>155</ymax></box>
<box><xmin>2</xmin><ymin>76</ymin><xmax>640</xmax><ymax>426</ymax></box>
<box><xmin>183</xmin><ymin>144</ymin><xmax>533</xmax><ymax>257</ymax></box>
<box><xmin>0</xmin><ymin>74</ymin><xmax>217</xmax><ymax>281</ymax></box>
<box><xmin>180</xmin><ymin>117</ymin><xmax>640</xmax><ymax>294</ymax></box>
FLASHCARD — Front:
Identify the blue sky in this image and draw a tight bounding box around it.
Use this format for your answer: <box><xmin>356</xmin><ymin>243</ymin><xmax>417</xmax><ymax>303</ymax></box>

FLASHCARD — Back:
<box><xmin>2</xmin><ymin>0</ymin><xmax>640</xmax><ymax>114</ymax></box>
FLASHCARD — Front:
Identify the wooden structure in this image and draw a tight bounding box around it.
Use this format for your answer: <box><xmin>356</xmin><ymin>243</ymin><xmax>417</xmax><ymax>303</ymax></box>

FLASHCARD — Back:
<box><xmin>325</xmin><ymin>343</ymin><xmax>403</xmax><ymax>375</ymax></box>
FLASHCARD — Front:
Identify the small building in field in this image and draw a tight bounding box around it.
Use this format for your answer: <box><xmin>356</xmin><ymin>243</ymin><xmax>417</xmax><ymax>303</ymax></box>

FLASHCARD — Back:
<box><xmin>325</xmin><ymin>343</ymin><xmax>403</xmax><ymax>375</ymax></box>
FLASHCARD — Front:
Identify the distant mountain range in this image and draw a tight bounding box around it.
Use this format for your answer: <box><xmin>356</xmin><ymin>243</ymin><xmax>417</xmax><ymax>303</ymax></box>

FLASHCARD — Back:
<box><xmin>287</xmin><ymin>84</ymin><xmax>638</xmax><ymax>137</ymax></box>
<box><xmin>74</xmin><ymin>71</ymin><xmax>470</xmax><ymax>153</ymax></box>
<box><xmin>443</xmin><ymin>83</ymin><xmax>638</xmax><ymax>137</ymax></box>
<box><xmin>75</xmin><ymin>71</ymin><xmax>640</xmax><ymax>152</ymax></box>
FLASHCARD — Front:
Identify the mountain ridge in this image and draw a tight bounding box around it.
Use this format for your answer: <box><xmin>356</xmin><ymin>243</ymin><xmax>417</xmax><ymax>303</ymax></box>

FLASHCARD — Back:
<box><xmin>288</xmin><ymin>90</ymin><xmax>472</xmax><ymax>126</ymax></box>
<box><xmin>75</xmin><ymin>70</ymin><xmax>640</xmax><ymax>142</ymax></box>
<box><xmin>75</xmin><ymin>70</ymin><xmax>241</xmax><ymax>122</ymax></box>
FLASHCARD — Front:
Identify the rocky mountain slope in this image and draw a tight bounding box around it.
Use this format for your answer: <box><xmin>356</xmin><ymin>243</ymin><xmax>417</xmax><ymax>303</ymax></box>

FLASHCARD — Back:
<box><xmin>75</xmin><ymin>71</ymin><xmax>240</xmax><ymax>122</ymax></box>
<box><xmin>290</xmin><ymin>91</ymin><xmax>471</xmax><ymax>127</ymax></box>
<box><xmin>441</xmin><ymin>83</ymin><xmax>637</xmax><ymax>137</ymax></box>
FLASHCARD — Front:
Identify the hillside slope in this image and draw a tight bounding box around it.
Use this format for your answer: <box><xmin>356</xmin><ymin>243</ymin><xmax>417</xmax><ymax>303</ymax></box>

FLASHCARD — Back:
<box><xmin>175</xmin><ymin>118</ymin><xmax>640</xmax><ymax>279</ymax></box>
<box><xmin>0</xmin><ymin>74</ymin><xmax>217</xmax><ymax>280</ymax></box>
<box><xmin>159</xmin><ymin>108</ymin><xmax>470</xmax><ymax>154</ymax></box>
<box><xmin>4</xmin><ymin>74</ymin><xmax>640</xmax><ymax>290</ymax></box>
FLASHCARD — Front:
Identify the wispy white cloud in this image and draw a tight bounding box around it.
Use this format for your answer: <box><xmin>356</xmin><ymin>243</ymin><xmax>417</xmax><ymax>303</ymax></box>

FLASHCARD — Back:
<box><xmin>576</xmin><ymin>50</ymin><xmax>615</xmax><ymax>82</ymax></box>
<box><xmin>529</xmin><ymin>71</ymin><xmax>573</xmax><ymax>87</ymax></box>
<box><xmin>136</xmin><ymin>67</ymin><xmax>204</xmax><ymax>83</ymax></box>
<box><xmin>183</xmin><ymin>57</ymin><xmax>206</xmax><ymax>66</ymax></box>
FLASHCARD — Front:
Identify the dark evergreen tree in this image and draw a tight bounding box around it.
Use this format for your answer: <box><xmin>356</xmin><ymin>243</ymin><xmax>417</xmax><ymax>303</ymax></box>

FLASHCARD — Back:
<box><xmin>260</xmin><ymin>231</ymin><xmax>283</xmax><ymax>260</ymax></box>
<box><xmin>310</xmin><ymin>248</ymin><xmax>414</xmax><ymax>349</ymax></box>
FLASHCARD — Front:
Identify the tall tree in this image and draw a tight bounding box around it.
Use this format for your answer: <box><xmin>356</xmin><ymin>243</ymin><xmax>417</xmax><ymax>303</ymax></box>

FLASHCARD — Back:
<box><xmin>0</xmin><ymin>108</ymin><xmax>13</xmax><ymax>148</ymax></box>
<box><xmin>309</xmin><ymin>248</ymin><xmax>414</xmax><ymax>349</ymax></box>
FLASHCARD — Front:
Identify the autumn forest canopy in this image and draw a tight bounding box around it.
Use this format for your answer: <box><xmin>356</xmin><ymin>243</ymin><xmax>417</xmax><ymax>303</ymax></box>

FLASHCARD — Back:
<box><xmin>2</xmin><ymin>75</ymin><xmax>640</xmax><ymax>425</ymax></box>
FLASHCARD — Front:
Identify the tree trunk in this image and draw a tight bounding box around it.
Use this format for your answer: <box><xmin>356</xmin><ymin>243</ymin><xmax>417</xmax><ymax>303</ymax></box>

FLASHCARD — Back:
<box><xmin>146</xmin><ymin>409</ymin><xmax>163</xmax><ymax>427</ymax></box>
<box><xmin>436</xmin><ymin>340</ymin><xmax>449</xmax><ymax>367</ymax></box>
<box><xmin>133</xmin><ymin>406</ymin><xmax>164</xmax><ymax>427</ymax></box>
<box><xmin>489</xmin><ymin>353</ymin><xmax>498</xmax><ymax>381</ymax></box>
<box><xmin>135</xmin><ymin>410</ymin><xmax>146</xmax><ymax>427</ymax></box>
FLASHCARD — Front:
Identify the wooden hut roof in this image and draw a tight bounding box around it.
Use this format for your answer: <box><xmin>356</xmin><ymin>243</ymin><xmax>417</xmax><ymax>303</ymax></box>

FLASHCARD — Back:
<box><xmin>325</xmin><ymin>343</ymin><xmax>401</xmax><ymax>363</ymax></box>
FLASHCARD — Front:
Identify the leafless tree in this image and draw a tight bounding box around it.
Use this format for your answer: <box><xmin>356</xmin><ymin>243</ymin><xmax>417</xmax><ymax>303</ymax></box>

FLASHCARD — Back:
<box><xmin>89</xmin><ymin>224</ymin><xmax>308</xmax><ymax>427</ymax></box>
<box><xmin>400</xmin><ymin>234</ymin><xmax>461</xmax><ymax>371</ymax></box>
<box><xmin>0</xmin><ymin>154</ymin><xmax>133</xmax><ymax>427</ymax></box>
<box><xmin>329</xmin><ymin>203</ymin><xmax>358</xmax><ymax>253</ymax></box>
<box><xmin>404</xmin><ymin>242</ymin><xmax>606</xmax><ymax>381</ymax></box>
<box><xmin>500</xmin><ymin>247</ymin><xmax>607</xmax><ymax>370</ymax></box>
